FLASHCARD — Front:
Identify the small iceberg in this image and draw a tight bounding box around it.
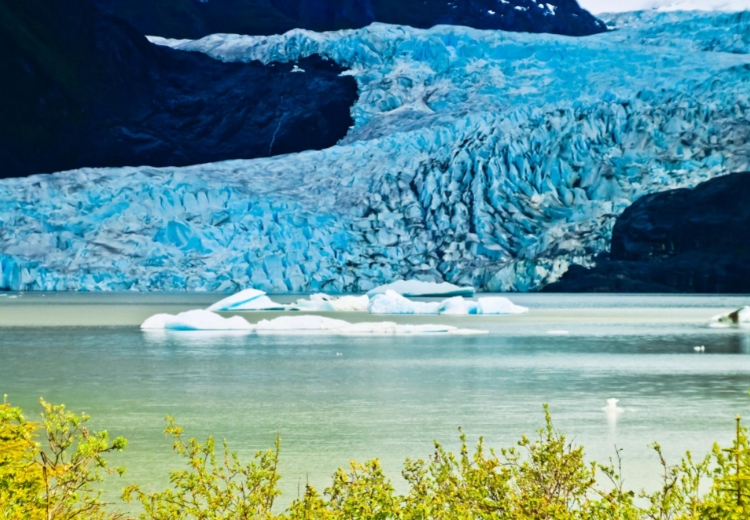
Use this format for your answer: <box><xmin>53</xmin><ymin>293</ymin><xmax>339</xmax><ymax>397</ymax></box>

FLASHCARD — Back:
<box><xmin>255</xmin><ymin>315</ymin><xmax>351</xmax><ymax>331</ymax></box>
<box><xmin>368</xmin><ymin>291</ymin><xmax>527</xmax><ymax>316</ymax></box>
<box><xmin>602</xmin><ymin>398</ymin><xmax>624</xmax><ymax>415</ymax></box>
<box><xmin>141</xmin><ymin>309</ymin><xmax>253</xmax><ymax>331</ymax></box>
<box><xmin>694</xmin><ymin>345</ymin><xmax>705</xmax><ymax>352</ymax></box>
<box><xmin>710</xmin><ymin>306</ymin><xmax>750</xmax><ymax>326</ymax></box>
<box><xmin>368</xmin><ymin>290</ymin><xmax>442</xmax><ymax>315</ymax></box>
<box><xmin>207</xmin><ymin>288</ymin><xmax>287</xmax><ymax>311</ymax></box>
<box><xmin>476</xmin><ymin>297</ymin><xmax>528</xmax><ymax>315</ymax></box>
<box><xmin>293</xmin><ymin>294</ymin><xmax>369</xmax><ymax>312</ymax></box>
<box><xmin>367</xmin><ymin>280</ymin><xmax>475</xmax><ymax>297</ymax></box>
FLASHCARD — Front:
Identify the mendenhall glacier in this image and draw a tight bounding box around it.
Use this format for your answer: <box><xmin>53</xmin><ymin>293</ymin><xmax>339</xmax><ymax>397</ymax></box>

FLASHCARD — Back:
<box><xmin>1</xmin><ymin>11</ymin><xmax>749</xmax><ymax>292</ymax></box>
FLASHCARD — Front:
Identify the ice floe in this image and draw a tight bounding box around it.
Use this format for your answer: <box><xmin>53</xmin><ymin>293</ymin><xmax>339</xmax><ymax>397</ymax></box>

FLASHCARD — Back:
<box><xmin>142</xmin><ymin>309</ymin><xmax>254</xmax><ymax>331</ymax></box>
<box><xmin>293</xmin><ymin>293</ymin><xmax>370</xmax><ymax>312</ymax></box>
<box><xmin>368</xmin><ymin>290</ymin><xmax>442</xmax><ymax>314</ymax></box>
<box><xmin>141</xmin><ymin>312</ymin><xmax>488</xmax><ymax>334</ymax></box>
<box><xmin>368</xmin><ymin>290</ymin><xmax>528</xmax><ymax>315</ymax></box>
<box><xmin>207</xmin><ymin>288</ymin><xmax>270</xmax><ymax>311</ymax></box>
<box><xmin>367</xmin><ymin>280</ymin><xmax>475</xmax><ymax>297</ymax></box>
<box><xmin>602</xmin><ymin>398</ymin><xmax>624</xmax><ymax>415</ymax></box>
<box><xmin>477</xmin><ymin>297</ymin><xmax>528</xmax><ymax>315</ymax></box>
<box><xmin>255</xmin><ymin>315</ymin><xmax>351</xmax><ymax>330</ymax></box>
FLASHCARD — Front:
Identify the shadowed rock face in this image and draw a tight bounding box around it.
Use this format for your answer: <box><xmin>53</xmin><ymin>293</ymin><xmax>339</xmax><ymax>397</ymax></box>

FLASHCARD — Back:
<box><xmin>545</xmin><ymin>172</ymin><xmax>750</xmax><ymax>293</ymax></box>
<box><xmin>94</xmin><ymin>0</ymin><xmax>607</xmax><ymax>39</ymax></box>
<box><xmin>0</xmin><ymin>0</ymin><xmax>358</xmax><ymax>178</ymax></box>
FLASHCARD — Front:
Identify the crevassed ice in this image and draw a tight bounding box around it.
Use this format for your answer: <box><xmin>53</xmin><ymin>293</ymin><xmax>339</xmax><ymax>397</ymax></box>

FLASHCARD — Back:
<box><xmin>1</xmin><ymin>14</ymin><xmax>749</xmax><ymax>292</ymax></box>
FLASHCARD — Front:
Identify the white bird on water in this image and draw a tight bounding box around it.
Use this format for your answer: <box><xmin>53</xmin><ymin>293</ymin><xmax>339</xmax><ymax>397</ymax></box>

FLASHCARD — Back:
<box><xmin>694</xmin><ymin>345</ymin><xmax>705</xmax><ymax>352</ymax></box>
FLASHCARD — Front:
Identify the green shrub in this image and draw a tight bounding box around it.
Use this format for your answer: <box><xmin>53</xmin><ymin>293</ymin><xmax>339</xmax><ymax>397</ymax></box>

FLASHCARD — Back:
<box><xmin>5</xmin><ymin>398</ymin><xmax>750</xmax><ymax>519</ymax></box>
<box><xmin>0</xmin><ymin>396</ymin><xmax>126</xmax><ymax>519</ymax></box>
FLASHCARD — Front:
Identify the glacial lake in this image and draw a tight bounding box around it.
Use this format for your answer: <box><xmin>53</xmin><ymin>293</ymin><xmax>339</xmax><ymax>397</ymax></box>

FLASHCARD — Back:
<box><xmin>2</xmin><ymin>292</ymin><xmax>750</xmax><ymax>510</ymax></box>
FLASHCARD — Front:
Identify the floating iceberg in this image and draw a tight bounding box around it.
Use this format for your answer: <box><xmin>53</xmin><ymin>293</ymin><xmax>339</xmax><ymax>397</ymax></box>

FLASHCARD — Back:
<box><xmin>293</xmin><ymin>293</ymin><xmax>370</xmax><ymax>312</ymax></box>
<box><xmin>710</xmin><ymin>306</ymin><xmax>750</xmax><ymax>326</ymax></box>
<box><xmin>141</xmin><ymin>311</ymin><xmax>487</xmax><ymax>334</ymax></box>
<box><xmin>367</xmin><ymin>280</ymin><xmax>475</xmax><ymax>297</ymax></box>
<box><xmin>255</xmin><ymin>315</ymin><xmax>351</xmax><ymax>330</ymax></box>
<box><xmin>438</xmin><ymin>296</ymin><xmax>479</xmax><ymax>315</ymax></box>
<box><xmin>141</xmin><ymin>309</ymin><xmax>253</xmax><ymax>331</ymax></box>
<box><xmin>602</xmin><ymin>398</ymin><xmax>624</xmax><ymax>415</ymax></box>
<box><xmin>335</xmin><ymin>322</ymin><xmax>487</xmax><ymax>335</ymax></box>
<box><xmin>208</xmin><ymin>288</ymin><xmax>288</xmax><ymax>311</ymax></box>
<box><xmin>1</xmin><ymin>14</ymin><xmax>749</xmax><ymax>292</ymax></box>
<box><xmin>477</xmin><ymin>297</ymin><xmax>528</xmax><ymax>315</ymax></box>
<box><xmin>368</xmin><ymin>290</ymin><xmax>442</xmax><ymax>314</ymax></box>
<box><xmin>368</xmin><ymin>290</ymin><xmax>527</xmax><ymax>315</ymax></box>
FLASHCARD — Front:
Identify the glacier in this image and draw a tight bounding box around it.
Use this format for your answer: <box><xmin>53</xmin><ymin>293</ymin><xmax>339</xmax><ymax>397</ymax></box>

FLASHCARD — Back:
<box><xmin>1</xmin><ymin>11</ymin><xmax>749</xmax><ymax>292</ymax></box>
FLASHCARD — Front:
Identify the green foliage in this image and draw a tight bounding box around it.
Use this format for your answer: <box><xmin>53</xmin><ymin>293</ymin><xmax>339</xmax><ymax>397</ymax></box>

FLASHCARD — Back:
<box><xmin>0</xmin><ymin>396</ymin><xmax>127</xmax><ymax>519</ymax></box>
<box><xmin>123</xmin><ymin>416</ymin><xmax>281</xmax><ymax>519</ymax></box>
<box><xmin>8</xmin><ymin>399</ymin><xmax>750</xmax><ymax>519</ymax></box>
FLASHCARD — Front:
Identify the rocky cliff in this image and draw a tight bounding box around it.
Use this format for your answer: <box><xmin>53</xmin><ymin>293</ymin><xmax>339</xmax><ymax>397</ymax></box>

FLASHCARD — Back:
<box><xmin>545</xmin><ymin>172</ymin><xmax>750</xmax><ymax>292</ymax></box>
<box><xmin>0</xmin><ymin>0</ymin><xmax>358</xmax><ymax>178</ymax></box>
<box><xmin>94</xmin><ymin>0</ymin><xmax>606</xmax><ymax>39</ymax></box>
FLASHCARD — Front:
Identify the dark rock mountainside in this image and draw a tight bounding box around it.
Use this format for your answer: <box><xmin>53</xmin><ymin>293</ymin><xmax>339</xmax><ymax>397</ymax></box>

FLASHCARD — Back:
<box><xmin>545</xmin><ymin>172</ymin><xmax>750</xmax><ymax>293</ymax></box>
<box><xmin>95</xmin><ymin>0</ymin><xmax>607</xmax><ymax>39</ymax></box>
<box><xmin>0</xmin><ymin>0</ymin><xmax>358</xmax><ymax>178</ymax></box>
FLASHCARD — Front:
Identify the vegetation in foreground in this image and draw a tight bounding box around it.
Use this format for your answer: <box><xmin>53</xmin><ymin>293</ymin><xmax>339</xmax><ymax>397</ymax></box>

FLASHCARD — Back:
<box><xmin>2</xmin><ymin>397</ymin><xmax>750</xmax><ymax>519</ymax></box>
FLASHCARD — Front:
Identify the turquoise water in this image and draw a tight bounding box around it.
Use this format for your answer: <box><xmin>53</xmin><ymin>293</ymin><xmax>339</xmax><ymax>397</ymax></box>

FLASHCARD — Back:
<box><xmin>2</xmin><ymin>293</ymin><xmax>750</xmax><ymax>510</ymax></box>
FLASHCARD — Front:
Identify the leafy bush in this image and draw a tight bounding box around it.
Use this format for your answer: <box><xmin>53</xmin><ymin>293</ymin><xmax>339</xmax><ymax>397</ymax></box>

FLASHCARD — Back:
<box><xmin>5</xmin><ymin>398</ymin><xmax>750</xmax><ymax>519</ymax></box>
<box><xmin>0</xmin><ymin>396</ymin><xmax>127</xmax><ymax>519</ymax></box>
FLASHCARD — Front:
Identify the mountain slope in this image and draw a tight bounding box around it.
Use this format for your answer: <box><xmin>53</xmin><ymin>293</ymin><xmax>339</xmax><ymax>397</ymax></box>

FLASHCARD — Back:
<box><xmin>95</xmin><ymin>0</ymin><xmax>607</xmax><ymax>39</ymax></box>
<box><xmin>0</xmin><ymin>0</ymin><xmax>358</xmax><ymax>177</ymax></box>
<box><xmin>544</xmin><ymin>172</ymin><xmax>750</xmax><ymax>292</ymax></box>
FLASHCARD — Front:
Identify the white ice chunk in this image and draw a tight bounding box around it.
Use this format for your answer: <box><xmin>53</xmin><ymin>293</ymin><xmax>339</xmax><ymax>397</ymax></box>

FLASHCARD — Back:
<box><xmin>367</xmin><ymin>280</ymin><xmax>475</xmax><ymax>297</ymax></box>
<box><xmin>710</xmin><ymin>306</ymin><xmax>750</xmax><ymax>325</ymax></box>
<box><xmin>602</xmin><ymin>398</ymin><xmax>624</xmax><ymax>414</ymax></box>
<box><xmin>142</xmin><ymin>309</ymin><xmax>253</xmax><ymax>330</ymax></box>
<box><xmin>255</xmin><ymin>315</ymin><xmax>351</xmax><ymax>331</ymax></box>
<box><xmin>230</xmin><ymin>295</ymin><xmax>289</xmax><ymax>311</ymax></box>
<box><xmin>335</xmin><ymin>322</ymin><xmax>487</xmax><ymax>335</ymax></box>
<box><xmin>140</xmin><ymin>313</ymin><xmax>171</xmax><ymax>330</ymax></box>
<box><xmin>438</xmin><ymin>296</ymin><xmax>479</xmax><ymax>315</ymax></box>
<box><xmin>477</xmin><ymin>297</ymin><xmax>529</xmax><ymax>315</ymax></box>
<box><xmin>207</xmin><ymin>288</ymin><xmax>267</xmax><ymax>311</ymax></box>
<box><xmin>369</xmin><ymin>291</ymin><xmax>526</xmax><ymax>315</ymax></box>
<box><xmin>294</xmin><ymin>294</ymin><xmax>370</xmax><ymax>312</ymax></box>
<box><xmin>368</xmin><ymin>290</ymin><xmax>442</xmax><ymax>314</ymax></box>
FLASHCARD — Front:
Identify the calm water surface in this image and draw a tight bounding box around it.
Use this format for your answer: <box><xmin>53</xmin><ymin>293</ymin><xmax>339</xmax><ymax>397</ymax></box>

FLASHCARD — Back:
<box><xmin>2</xmin><ymin>293</ymin><xmax>750</xmax><ymax>509</ymax></box>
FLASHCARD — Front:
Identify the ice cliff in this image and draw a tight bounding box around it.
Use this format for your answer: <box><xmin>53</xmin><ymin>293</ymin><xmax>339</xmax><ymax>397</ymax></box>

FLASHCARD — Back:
<box><xmin>1</xmin><ymin>12</ymin><xmax>749</xmax><ymax>292</ymax></box>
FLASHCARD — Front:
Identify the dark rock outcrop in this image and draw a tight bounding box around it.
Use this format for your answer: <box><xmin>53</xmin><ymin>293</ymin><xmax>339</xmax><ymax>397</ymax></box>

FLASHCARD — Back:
<box><xmin>95</xmin><ymin>0</ymin><xmax>607</xmax><ymax>39</ymax></box>
<box><xmin>0</xmin><ymin>0</ymin><xmax>358</xmax><ymax>178</ymax></box>
<box><xmin>545</xmin><ymin>172</ymin><xmax>750</xmax><ymax>293</ymax></box>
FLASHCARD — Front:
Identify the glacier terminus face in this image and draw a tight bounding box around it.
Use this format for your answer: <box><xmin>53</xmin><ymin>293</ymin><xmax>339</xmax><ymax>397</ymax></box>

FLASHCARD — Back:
<box><xmin>1</xmin><ymin>12</ymin><xmax>749</xmax><ymax>292</ymax></box>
